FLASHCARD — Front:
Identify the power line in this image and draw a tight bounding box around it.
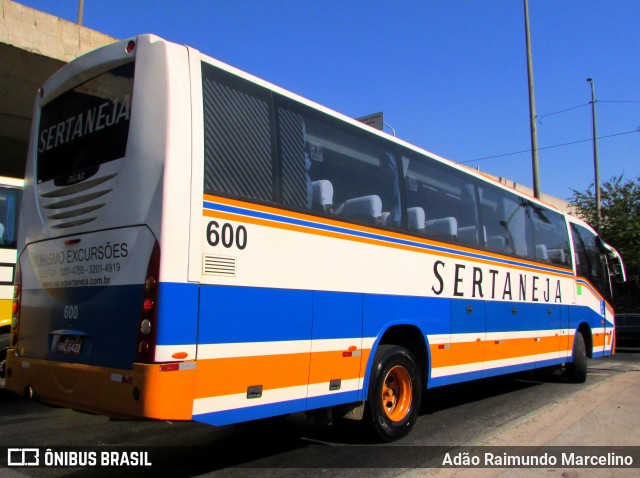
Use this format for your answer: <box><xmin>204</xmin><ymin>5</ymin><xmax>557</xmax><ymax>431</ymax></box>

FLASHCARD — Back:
<box><xmin>598</xmin><ymin>100</ymin><xmax>640</xmax><ymax>103</ymax></box>
<box><xmin>536</xmin><ymin>100</ymin><xmax>640</xmax><ymax>124</ymax></box>
<box><xmin>463</xmin><ymin>127</ymin><xmax>640</xmax><ymax>164</ymax></box>
<box><xmin>537</xmin><ymin>103</ymin><xmax>589</xmax><ymax>124</ymax></box>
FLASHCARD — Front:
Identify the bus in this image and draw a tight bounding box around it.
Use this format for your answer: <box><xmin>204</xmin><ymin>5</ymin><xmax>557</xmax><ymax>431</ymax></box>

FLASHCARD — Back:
<box><xmin>7</xmin><ymin>35</ymin><xmax>626</xmax><ymax>441</ymax></box>
<box><xmin>0</xmin><ymin>176</ymin><xmax>22</xmax><ymax>388</ymax></box>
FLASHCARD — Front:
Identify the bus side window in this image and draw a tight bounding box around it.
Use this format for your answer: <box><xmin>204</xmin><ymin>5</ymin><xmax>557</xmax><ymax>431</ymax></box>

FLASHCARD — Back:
<box><xmin>278</xmin><ymin>101</ymin><xmax>401</xmax><ymax>227</ymax></box>
<box><xmin>571</xmin><ymin>223</ymin><xmax>612</xmax><ymax>301</ymax></box>
<box><xmin>529</xmin><ymin>204</ymin><xmax>572</xmax><ymax>268</ymax></box>
<box><xmin>403</xmin><ymin>153</ymin><xmax>482</xmax><ymax>246</ymax></box>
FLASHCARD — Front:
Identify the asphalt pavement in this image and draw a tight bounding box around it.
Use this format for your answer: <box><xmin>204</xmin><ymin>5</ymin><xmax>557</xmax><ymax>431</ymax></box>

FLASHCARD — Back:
<box><xmin>411</xmin><ymin>350</ymin><xmax>640</xmax><ymax>477</ymax></box>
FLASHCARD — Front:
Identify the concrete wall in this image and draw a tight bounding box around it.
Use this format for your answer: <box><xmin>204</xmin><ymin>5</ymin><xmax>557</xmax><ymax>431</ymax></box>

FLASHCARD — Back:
<box><xmin>1</xmin><ymin>0</ymin><xmax>116</xmax><ymax>62</ymax></box>
<box><xmin>0</xmin><ymin>0</ymin><xmax>117</xmax><ymax>178</ymax></box>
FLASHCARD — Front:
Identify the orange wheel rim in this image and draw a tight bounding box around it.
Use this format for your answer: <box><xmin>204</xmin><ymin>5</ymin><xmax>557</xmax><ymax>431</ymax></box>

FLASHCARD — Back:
<box><xmin>381</xmin><ymin>365</ymin><xmax>412</xmax><ymax>422</ymax></box>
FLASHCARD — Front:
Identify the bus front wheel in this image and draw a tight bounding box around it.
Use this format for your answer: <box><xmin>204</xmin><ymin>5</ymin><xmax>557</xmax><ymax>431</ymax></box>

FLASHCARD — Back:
<box><xmin>366</xmin><ymin>345</ymin><xmax>422</xmax><ymax>442</ymax></box>
<box><xmin>566</xmin><ymin>333</ymin><xmax>587</xmax><ymax>383</ymax></box>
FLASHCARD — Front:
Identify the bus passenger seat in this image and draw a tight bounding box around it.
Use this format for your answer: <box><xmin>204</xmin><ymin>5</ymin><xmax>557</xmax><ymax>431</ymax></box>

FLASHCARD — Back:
<box><xmin>335</xmin><ymin>195</ymin><xmax>383</xmax><ymax>223</ymax></box>
<box><xmin>425</xmin><ymin>217</ymin><xmax>457</xmax><ymax>241</ymax></box>
<box><xmin>311</xmin><ymin>180</ymin><xmax>334</xmax><ymax>213</ymax></box>
<box><xmin>487</xmin><ymin>235</ymin><xmax>507</xmax><ymax>252</ymax></box>
<box><xmin>407</xmin><ymin>207</ymin><xmax>426</xmax><ymax>232</ymax></box>
<box><xmin>547</xmin><ymin>248</ymin><xmax>566</xmax><ymax>264</ymax></box>
<box><xmin>536</xmin><ymin>244</ymin><xmax>549</xmax><ymax>261</ymax></box>
<box><xmin>457</xmin><ymin>225</ymin><xmax>481</xmax><ymax>246</ymax></box>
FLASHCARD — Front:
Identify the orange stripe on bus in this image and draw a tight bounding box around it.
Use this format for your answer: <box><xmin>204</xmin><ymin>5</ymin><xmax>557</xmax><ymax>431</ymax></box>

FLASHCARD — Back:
<box><xmin>429</xmin><ymin>336</ymin><xmax>571</xmax><ymax>368</ymax></box>
<box><xmin>203</xmin><ymin>205</ymin><xmax>570</xmax><ymax>278</ymax></box>
<box><xmin>194</xmin><ymin>353</ymin><xmax>310</xmax><ymax>398</ymax></box>
<box><xmin>193</xmin><ymin>348</ymin><xmax>372</xmax><ymax>399</ymax></box>
<box><xmin>308</xmin><ymin>349</ymin><xmax>371</xmax><ymax>384</ymax></box>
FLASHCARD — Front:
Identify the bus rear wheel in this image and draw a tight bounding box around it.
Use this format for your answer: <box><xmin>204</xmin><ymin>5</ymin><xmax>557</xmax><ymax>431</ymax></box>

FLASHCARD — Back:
<box><xmin>366</xmin><ymin>345</ymin><xmax>422</xmax><ymax>442</ymax></box>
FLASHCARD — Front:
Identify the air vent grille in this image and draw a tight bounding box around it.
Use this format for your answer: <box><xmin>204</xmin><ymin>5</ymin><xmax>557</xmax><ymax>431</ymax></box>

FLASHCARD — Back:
<box><xmin>39</xmin><ymin>173</ymin><xmax>117</xmax><ymax>229</ymax></box>
<box><xmin>202</xmin><ymin>255</ymin><xmax>237</xmax><ymax>277</ymax></box>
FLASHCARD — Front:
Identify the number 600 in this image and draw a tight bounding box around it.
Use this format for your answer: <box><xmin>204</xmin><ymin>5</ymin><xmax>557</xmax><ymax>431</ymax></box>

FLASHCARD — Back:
<box><xmin>206</xmin><ymin>221</ymin><xmax>247</xmax><ymax>250</ymax></box>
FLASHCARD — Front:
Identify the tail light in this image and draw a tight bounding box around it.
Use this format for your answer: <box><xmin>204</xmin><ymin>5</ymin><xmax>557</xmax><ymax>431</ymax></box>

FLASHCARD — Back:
<box><xmin>136</xmin><ymin>242</ymin><xmax>160</xmax><ymax>363</ymax></box>
<box><xmin>10</xmin><ymin>262</ymin><xmax>21</xmax><ymax>348</ymax></box>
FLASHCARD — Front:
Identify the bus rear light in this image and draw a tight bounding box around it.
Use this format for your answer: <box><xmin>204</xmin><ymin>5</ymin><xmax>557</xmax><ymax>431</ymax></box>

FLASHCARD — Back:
<box><xmin>138</xmin><ymin>341</ymin><xmax>150</xmax><ymax>355</ymax></box>
<box><xmin>136</xmin><ymin>242</ymin><xmax>160</xmax><ymax>363</ymax></box>
<box><xmin>143</xmin><ymin>299</ymin><xmax>154</xmax><ymax>312</ymax></box>
<box><xmin>11</xmin><ymin>300</ymin><xmax>19</xmax><ymax>315</ymax></box>
<box><xmin>140</xmin><ymin>319</ymin><xmax>152</xmax><ymax>336</ymax></box>
<box><xmin>126</xmin><ymin>40</ymin><xmax>136</xmax><ymax>53</ymax></box>
<box><xmin>145</xmin><ymin>276</ymin><xmax>157</xmax><ymax>293</ymax></box>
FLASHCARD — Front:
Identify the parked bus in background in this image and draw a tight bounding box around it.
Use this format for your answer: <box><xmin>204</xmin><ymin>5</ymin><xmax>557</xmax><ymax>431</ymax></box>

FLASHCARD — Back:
<box><xmin>6</xmin><ymin>35</ymin><xmax>626</xmax><ymax>441</ymax></box>
<box><xmin>0</xmin><ymin>176</ymin><xmax>22</xmax><ymax>388</ymax></box>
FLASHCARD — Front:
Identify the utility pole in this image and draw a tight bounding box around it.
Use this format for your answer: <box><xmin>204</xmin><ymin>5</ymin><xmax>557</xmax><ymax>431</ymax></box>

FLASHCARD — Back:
<box><xmin>524</xmin><ymin>0</ymin><xmax>541</xmax><ymax>199</ymax></box>
<box><xmin>78</xmin><ymin>0</ymin><xmax>84</xmax><ymax>26</ymax></box>
<box><xmin>586</xmin><ymin>77</ymin><xmax>602</xmax><ymax>232</ymax></box>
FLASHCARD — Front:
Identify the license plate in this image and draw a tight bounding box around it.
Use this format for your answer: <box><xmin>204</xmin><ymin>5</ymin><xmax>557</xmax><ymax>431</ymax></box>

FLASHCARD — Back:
<box><xmin>56</xmin><ymin>335</ymin><xmax>83</xmax><ymax>355</ymax></box>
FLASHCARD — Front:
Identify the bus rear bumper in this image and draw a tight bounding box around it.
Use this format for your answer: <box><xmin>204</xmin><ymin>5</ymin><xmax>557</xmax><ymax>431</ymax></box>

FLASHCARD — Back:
<box><xmin>5</xmin><ymin>350</ymin><xmax>195</xmax><ymax>420</ymax></box>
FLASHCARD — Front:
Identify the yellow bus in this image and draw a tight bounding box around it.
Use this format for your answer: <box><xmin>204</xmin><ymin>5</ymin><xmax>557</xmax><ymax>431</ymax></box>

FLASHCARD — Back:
<box><xmin>0</xmin><ymin>176</ymin><xmax>22</xmax><ymax>388</ymax></box>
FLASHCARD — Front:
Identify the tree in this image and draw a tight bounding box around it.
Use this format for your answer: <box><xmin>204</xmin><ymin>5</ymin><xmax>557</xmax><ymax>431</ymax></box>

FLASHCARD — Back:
<box><xmin>568</xmin><ymin>174</ymin><xmax>640</xmax><ymax>312</ymax></box>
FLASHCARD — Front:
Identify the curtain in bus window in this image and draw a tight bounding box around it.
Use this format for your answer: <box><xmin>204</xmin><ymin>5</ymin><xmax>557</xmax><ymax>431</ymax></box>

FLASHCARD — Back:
<box><xmin>277</xmin><ymin>108</ymin><xmax>309</xmax><ymax>209</ymax></box>
<box><xmin>202</xmin><ymin>63</ymin><xmax>273</xmax><ymax>202</ymax></box>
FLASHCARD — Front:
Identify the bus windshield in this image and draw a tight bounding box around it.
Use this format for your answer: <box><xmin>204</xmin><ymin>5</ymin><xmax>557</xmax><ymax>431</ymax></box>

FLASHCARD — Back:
<box><xmin>37</xmin><ymin>62</ymin><xmax>135</xmax><ymax>186</ymax></box>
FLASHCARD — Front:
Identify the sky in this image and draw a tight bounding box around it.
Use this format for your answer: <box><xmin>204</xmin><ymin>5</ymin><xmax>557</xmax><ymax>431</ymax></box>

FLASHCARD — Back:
<box><xmin>15</xmin><ymin>0</ymin><xmax>640</xmax><ymax>201</ymax></box>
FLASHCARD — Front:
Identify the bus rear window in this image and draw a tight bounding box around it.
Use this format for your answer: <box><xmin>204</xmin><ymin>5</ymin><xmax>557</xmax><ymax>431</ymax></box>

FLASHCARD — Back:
<box><xmin>37</xmin><ymin>62</ymin><xmax>135</xmax><ymax>185</ymax></box>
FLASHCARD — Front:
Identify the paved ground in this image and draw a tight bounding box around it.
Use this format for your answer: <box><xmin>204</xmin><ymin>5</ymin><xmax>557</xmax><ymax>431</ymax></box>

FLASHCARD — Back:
<box><xmin>410</xmin><ymin>352</ymin><xmax>640</xmax><ymax>477</ymax></box>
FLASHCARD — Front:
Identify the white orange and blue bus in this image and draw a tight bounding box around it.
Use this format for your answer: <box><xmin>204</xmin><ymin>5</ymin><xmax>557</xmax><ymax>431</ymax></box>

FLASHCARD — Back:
<box><xmin>0</xmin><ymin>176</ymin><xmax>22</xmax><ymax>388</ymax></box>
<box><xmin>6</xmin><ymin>35</ymin><xmax>625</xmax><ymax>441</ymax></box>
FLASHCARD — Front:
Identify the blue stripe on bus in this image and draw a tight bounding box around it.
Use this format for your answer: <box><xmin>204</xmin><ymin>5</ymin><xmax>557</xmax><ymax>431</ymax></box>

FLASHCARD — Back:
<box><xmin>192</xmin><ymin>390</ymin><xmax>362</xmax><ymax>426</ymax></box>
<box><xmin>156</xmin><ymin>282</ymin><xmax>199</xmax><ymax>345</ymax></box>
<box><xmin>198</xmin><ymin>285</ymin><xmax>313</xmax><ymax>343</ymax></box>
<box><xmin>193</xmin><ymin>397</ymin><xmax>309</xmax><ymax>426</ymax></box>
<box><xmin>192</xmin><ymin>284</ymin><xmax>606</xmax><ymax>346</ymax></box>
<box><xmin>363</xmin><ymin>294</ymin><xmax>450</xmax><ymax>337</ymax></box>
<box><xmin>203</xmin><ymin>200</ymin><xmax>574</xmax><ymax>277</ymax></box>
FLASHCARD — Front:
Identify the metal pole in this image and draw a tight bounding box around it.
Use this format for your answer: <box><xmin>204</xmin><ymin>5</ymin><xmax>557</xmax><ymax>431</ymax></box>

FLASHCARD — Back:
<box><xmin>78</xmin><ymin>0</ymin><xmax>84</xmax><ymax>26</ymax></box>
<box><xmin>524</xmin><ymin>0</ymin><xmax>541</xmax><ymax>199</ymax></box>
<box><xmin>383</xmin><ymin>121</ymin><xmax>396</xmax><ymax>137</ymax></box>
<box><xmin>587</xmin><ymin>77</ymin><xmax>601</xmax><ymax>232</ymax></box>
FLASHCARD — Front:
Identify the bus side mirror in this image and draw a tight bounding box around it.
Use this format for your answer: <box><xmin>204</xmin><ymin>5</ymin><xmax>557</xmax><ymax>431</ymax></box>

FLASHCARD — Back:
<box><xmin>600</xmin><ymin>239</ymin><xmax>627</xmax><ymax>284</ymax></box>
<box><xmin>610</xmin><ymin>257</ymin><xmax>626</xmax><ymax>283</ymax></box>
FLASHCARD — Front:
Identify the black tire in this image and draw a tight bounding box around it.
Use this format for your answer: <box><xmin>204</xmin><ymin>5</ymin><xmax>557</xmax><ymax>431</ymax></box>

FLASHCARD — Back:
<box><xmin>566</xmin><ymin>332</ymin><xmax>587</xmax><ymax>383</ymax></box>
<box><xmin>365</xmin><ymin>345</ymin><xmax>422</xmax><ymax>442</ymax></box>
